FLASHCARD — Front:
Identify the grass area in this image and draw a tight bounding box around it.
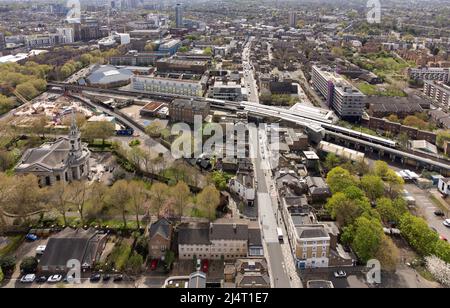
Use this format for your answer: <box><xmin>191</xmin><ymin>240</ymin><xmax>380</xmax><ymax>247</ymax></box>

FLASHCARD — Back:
<box><xmin>107</xmin><ymin>242</ymin><xmax>132</xmax><ymax>271</ymax></box>
<box><xmin>356</xmin><ymin>82</ymin><xmax>407</xmax><ymax>97</ymax></box>
<box><xmin>0</xmin><ymin>236</ymin><xmax>24</xmax><ymax>258</ymax></box>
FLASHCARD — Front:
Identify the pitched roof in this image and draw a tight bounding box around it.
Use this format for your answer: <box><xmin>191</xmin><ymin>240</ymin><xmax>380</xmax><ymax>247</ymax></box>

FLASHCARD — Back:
<box><xmin>149</xmin><ymin>218</ymin><xmax>172</xmax><ymax>240</ymax></box>
<box><xmin>39</xmin><ymin>228</ymin><xmax>106</xmax><ymax>268</ymax></box>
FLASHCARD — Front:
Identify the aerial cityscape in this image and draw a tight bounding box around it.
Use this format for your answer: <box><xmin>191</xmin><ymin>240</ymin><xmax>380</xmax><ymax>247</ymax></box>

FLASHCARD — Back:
<box><xmin>0</xmin><ymin>0</ymin><xmax>450</xmax><ymax>293</ymax></box>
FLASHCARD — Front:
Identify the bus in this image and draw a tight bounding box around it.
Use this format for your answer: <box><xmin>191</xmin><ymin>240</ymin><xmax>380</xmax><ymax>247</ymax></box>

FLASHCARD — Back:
<box><xmin>277</xmin><ymin>227</ymin><xmax>284</xmax><ymax>243</ymax></box>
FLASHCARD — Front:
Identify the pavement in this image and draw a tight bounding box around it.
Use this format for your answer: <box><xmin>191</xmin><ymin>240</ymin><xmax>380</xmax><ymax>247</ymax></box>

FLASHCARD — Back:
<box><xmin>242</xmin><ymin>37</ymin><xmax>260</xmax><ymax>103</ymax></box>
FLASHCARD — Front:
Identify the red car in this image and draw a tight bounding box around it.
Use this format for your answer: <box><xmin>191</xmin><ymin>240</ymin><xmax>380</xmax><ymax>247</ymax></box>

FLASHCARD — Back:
<box><xmin>201</xmin><ymin>259</ymin><xmax>209</xmax><ymax>273</ymax></box>
<box><xmin>150</xmin><ymin>259</ymin><xmax>158</xmax><ymax>271</ymax></box>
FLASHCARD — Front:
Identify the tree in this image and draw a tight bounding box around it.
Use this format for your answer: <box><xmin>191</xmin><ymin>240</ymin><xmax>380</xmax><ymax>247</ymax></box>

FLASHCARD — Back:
<box><xmin>351</xmin><ymin>216</ymin><xmax>384</xmax><ymax>263</ymax></box>
<box><xmin>326</xmin><ymin>167</ymin><xmax>358</xmax><ymax>194</ymax></box>
<box><xmin>425</xmin><ymin>256</ymin><xmax>450</xmax><ymax>287</ymax></box>
<box><xmin>376</xmin><ymin>197</ymin><xmax>407</xmax><ymax>224</ymax></box>
<box><xmin>126</xmin><ymin>252</ymin><xmax>143</xmax><ymax>275</ymax></box>
<box><xmin>434</xmin><ymin>239</ymin><xmax>450</xmax><ymax>264</ymax></box>
<box><xmin>145</xmin><ymin>121</ymin><xmax>164</xmax><ymax>138</ymax></box>
<box><xmin>0</xmin><ymin>94</ymin><xmax>15</xmax><ymax>114</ymax></box>
<box><xmin>106</xmin><ymin>180</ymin><xmax>131</xmax><ymax>228</ymax></box>
<box><xmin>0</xmin><ymin>266</ymin><xmax>3</xmax><ymax>283</ymax></box>
<box><xmin>20</xmin><ymin>256</ymin><xmax>38</xmax><ymax>274</ymax></box>
<box><xmin>211</xmin><ymin>171</ymin><xmax>230</xmax><ymax>191</ymax></box>
<box><xmin>403</xmin><ymin>115</ymin><xmax>427</xmax><ymax>130</ymax></box>
<box><xmin>68</xmin><ymin>180</ymin><xmax>90</xmax><ymax>225</ymax></box>
<box><xmin>128</xmin><ymin>181</ymin><xmax>148</xmax><ymax>230</ymax></box>
<box><xmin>16</xmin><ymin>82</ymin><xmax>38</xmax><ymax>100</ymax></box>
<box><xmin>197</xmin><ymin>185</ymin><xmax>220</xmax><ymax>220</ymax></box>
<box><xmin>323</xmin><ymin>153</ymin><xmax>341</xmax><ymax>171</ymax></box>
<box><xmin>399</xmin><ymin>213</ymin><xmax>439</xmax><ymax>256</ymax></box>
<box><xmin>144</xmin><ymin>43</ymin><xmax>158</xmax><ymax>52</ymax></box>
<box><xmin>387</xmin><ymin>114</ymin><xmax>400</xmax><ymax>123</ymax></box>
<box><xmin>374</xmin><ymin>161</ymin><xmax>390</xmax><ymax>178</ymax></box>
<box><xmin>375</xmin><ymin>235</ymin><xmax>399</xmax><ymax>272</ymax></box>
<box><xmin>170</xmin><ymin>181</ymin><xmax>190</xmax><ymax>217</ymax></box>
<box><xmin>5</xmin><ymin>174</ymin><xmax>44</xmax><ymax>222</ymax></box>
<box><xmin>0</xmin><ymin>255</ymin><xmax>16</xmax><ymax>276</ymax></box>
<box><xmin>32</xmin><ymin>115</ymin><xmax>48</xmax><ymax>138</ymax></box>
<box><xmin>384</xmin><ymin>169</ymin><xmax>404</xmax><ymax>197</ymax></box>
<box><xmin>203</xmin><ymin>47</ymin><xmax>213</xmax><ymax>56</ymax></box>
<box><xmin>164</xmin><ymin>250</ymin><xmax>175</xmax><ymax>272</ymax></box>
<box><xmin>49</xmin><ymin>182</ymin><xmax>73</xmax><ymax>225</ymax></box>
<box><xmin>150</xmin><ymin>182</ymin><xmax>169</xmax><ymax>217</ymax></box>
<box><xmin>360</xmin><ymin>175</ymin><xmax>385</xmax><ymax>202</ymax></box>
<box><xmin>82</xmin><ymin>121</ymin><xmax>115</xmax><ymax>145</ymax></box>
<box><xmin>436</xmin><ymin>130</ymin><xmax>450</xmax><ymax>149</ymax></box>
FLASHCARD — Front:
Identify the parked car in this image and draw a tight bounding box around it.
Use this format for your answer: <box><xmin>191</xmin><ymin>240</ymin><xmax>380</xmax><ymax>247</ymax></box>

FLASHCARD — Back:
<box><xmin>113</xmin><ymin>274</ymin><xmax>123</xmax><ymax>282</ymax></box>
<box><xmin>434</xmin><ymin>210</ymin><xmax>445</xmax><ymax>217</ymax></box>
<box><xmin>150</xmin><ymin>259</ymin><xmax>158</xmax><ymax>271</ymax></box>
<box><xmin>334</xmin><ymin>271</ymin><xmax>347</xmax><ymax>278</ymax></box>
<box><xmin>443</xmin><ymin>219</ymin><xmax>450</xmax><ymax>228</ymax></box>
<box><xmin>36</xmin><ymin>245</ymin><xmax>46</xmax><ymax>255</ymax></box>
<box><xmin>25</xmin><ymin>234</ymin><xmax>38</xmax><ymax>242</ymax></box>
<box><xmin>202</xmin><ymin>259</ymin><xmax>209</xmax><ymax>273</ymax></box>
<box><xmin>36</xmin><ymin>276</ymin><xmax>47</xmax><ymax>283</ymax></box>
<box><xmin>90</xmin><ymin>273</ymin><xmax>101</xmax><ymax>282</ymax></box>
<box><xmin>20</xmin><ymin>274</ymin><xmax>36</xmax><ymax>283</ymax></box>
<box><xmin>102</xmin><ymin>274</ymin><xmax>111</xmax><ymax>282</ymax></box>
<box><xmin>47</xmin><ymin>275</ymin><xmax>63</xmax><ymax>283</ymax></box>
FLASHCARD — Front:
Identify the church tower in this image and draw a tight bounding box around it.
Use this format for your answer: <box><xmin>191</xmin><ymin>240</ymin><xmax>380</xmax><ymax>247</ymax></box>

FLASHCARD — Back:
<box><xmin>69</xmin><ymin>109</ymin><xmax>82</xmax><ymax>159</ymax></box>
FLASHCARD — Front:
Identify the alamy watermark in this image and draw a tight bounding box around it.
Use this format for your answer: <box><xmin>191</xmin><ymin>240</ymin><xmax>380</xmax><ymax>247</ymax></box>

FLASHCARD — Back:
<box><xmin>366</xmin><ymin>259</ymin><xmax>382</xmax><ymax>284</ymax></box>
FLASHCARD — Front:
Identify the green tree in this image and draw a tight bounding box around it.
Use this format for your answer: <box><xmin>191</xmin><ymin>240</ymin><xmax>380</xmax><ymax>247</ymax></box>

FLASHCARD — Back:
<box><xmin>399</xmin><ymin>213</ymin><xmax>439</xmax><ymax>256</ymax></box>
<box><xmin>20</xmin><ymin>256</ymin><xmax>38</xmax><ymax>274</ymax></box>
<box><xmin>150</xmin><ymin>182</ymin><xmax>169</xmax><ymax>217</ymax></box>
<box><xmin>145</xmin><ymin>121</ymin><xmax>164</xmax><ymax>138</ymax></box>
<box><xmin>126</xmin><ymin>252</ymin><xmax>143</xmax><ymax>275</ymax></box>
<box><xmin>203</xmin><ymin>47</ymin><xmax>213</xmax><ymax>56</ymax></box>
<box><xmin>105</xmin><ymin>180</ymin><xmax>131</xmax><ymax>228</ymax></box>
<box><xmin>0</xmin><ymin>95</ymin><xmax>15</xmax><ymax>114</ymax></box>
<box><xmin>323</xmin><ymin>153</ymin><xmax>341</xmax><ymax>171</ymax></box>
<box><xmin>0</xmin><ymin>255</ymin><xmax>16</xmax><ymax>275</ymax></box>
<box><xmin>376</xmin><ymin>197</ymin><xmax>407</xmax><ymax>224</ymax></box>
<box><xmin>0</xmin><ymin>266</ymin><xmax>3</xmax><ymax>283</ymax></box>
<box><xmin>196</xmin><ymin>185</ymin><xmax>220</xmax><ymax>220</ymax></box>
<box><xmin>351</xmin><ymin>216</ymin><xmax>384</xmax><ymax>263</ymax></box>
<box><xmin>375</xmin><ymin>235</ymin><xmax>399</xmax><ymax>271</ymax></box>
<box><xmin>360</xmin><ymin>175</ymin><xmax>385</xmax><ymax>202</ymax></box>
<box><xmin>82</xmin><ymin>121</ymin><xmax>115</xmax><ymax>145</ymax></box>
<box><xmin>326</xmin><ymin>167</ymin><xmax>358</xmax><ymax>194</ymax></box>
<box><xmin>170</xmin><ymin>181</ymin><xmax>190</xmax><ymax>217</ymax></box>
<box><xmin>16</xmin><ymin>82</ymin><xmax>38</xmax><ymax>100</ymax></box>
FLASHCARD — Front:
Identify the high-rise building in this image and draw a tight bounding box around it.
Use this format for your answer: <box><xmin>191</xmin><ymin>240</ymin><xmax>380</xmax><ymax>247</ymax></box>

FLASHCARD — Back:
<box><xmin>175</xmin><ymin>3</ymin><xmax>183</xmax><ymax>28</ymax></box>
<box><xmin>312</xmin><ymin>65</ymin><xmax>366</xmax><ymax>121</ymax></box>
<box><xmin>288</xmin><ymin>11</ymin><xmax>297</xmax><ymax>28</ymax></box>
<box><xmin>0</xmin><ymin>32</ymin><xmax>6</xmax><ymax>51</ymax></box>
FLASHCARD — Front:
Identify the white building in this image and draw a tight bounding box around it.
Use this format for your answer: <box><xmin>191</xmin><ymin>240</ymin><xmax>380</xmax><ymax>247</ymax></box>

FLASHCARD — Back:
<box><xmin>131</xmin><ymin>75</ymin><xmax>205</xmax><ymax>96</ymax></box>
<box><xmin>15</xmin><ymin>113</ymin><xmax>90</xmax><ymax>186</ymax></box>
<box><xmin>229</xmin><ymin>172</ymin><xmax>256</xmax><ymax>206</ymax></box>
<box><xmin>312</xmin><ymin>65</ymin><xmax>366</xmax><ymax>120</ymax></box>
<box><xmin>210</xmin><ymin>81</ymin><xmax>246</xmax><ymax>101</ymax></box>
<box><xmin>57</xmin><ymin>28</ymin><xmax>74</xmax><ymax>44</ymax></box>
<box><xmin>438</xmin><ymin>177</ymin><xmax>450</xmax><ymax>196</ymax></box>
<box><xmin>423</xmin><ymin>80</ymin><xmax>450</xmax><ymax>109</ymax></box>
<box><xmin>408</xmin><ymin>67</ymin><xmax>450</xmax><ymax>83</ymax></box>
